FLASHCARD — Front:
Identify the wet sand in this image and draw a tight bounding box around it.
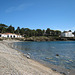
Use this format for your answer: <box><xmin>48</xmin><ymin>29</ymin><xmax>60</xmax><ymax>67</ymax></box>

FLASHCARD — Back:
<box><xmin>0</xmin><ymin>40</ymin><xmax>61</xmax><ymax>75</ymax></box>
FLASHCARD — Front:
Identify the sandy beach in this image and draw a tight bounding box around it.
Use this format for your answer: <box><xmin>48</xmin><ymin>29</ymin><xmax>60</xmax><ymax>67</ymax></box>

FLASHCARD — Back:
<box><xmin>0</xmin><ymin>40</ymin><xmax>62</xmax><ymax>75</ymax></box>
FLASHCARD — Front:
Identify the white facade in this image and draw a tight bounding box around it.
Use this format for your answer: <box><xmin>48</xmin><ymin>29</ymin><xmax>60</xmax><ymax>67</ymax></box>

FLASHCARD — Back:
<box><xmin>61</xmin><ymin>31</ymin><xmax>74</xmax><ymax>37</ymax></box>
<box><xmin>17</xmin><ymin>35</ymin><xmax>22</xmax><ymax>38</ymax></box>
<box><xmin>0</xmin><ymin>34</ymin><xmax>7</xmax><ymax>38</ymax></box>
<box><xmin>0</xmin><ymin>33</ymin><xmax>22</xmax><ymax>38</ymax></box>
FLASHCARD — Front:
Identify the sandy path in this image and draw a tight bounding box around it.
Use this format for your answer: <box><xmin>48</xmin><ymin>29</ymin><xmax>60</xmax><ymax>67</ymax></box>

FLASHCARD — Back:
<box><xmin>0</xmin><ymin>40</ymin><xmax>61</xmax><ymax>75</ymax></box>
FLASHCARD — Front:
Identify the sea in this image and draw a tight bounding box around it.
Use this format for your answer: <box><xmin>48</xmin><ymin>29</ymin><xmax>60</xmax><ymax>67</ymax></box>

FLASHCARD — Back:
<box><xmin>12</xmin><ymin>41</ymin><xmax>75</xmax><ymax>70</ymax></box>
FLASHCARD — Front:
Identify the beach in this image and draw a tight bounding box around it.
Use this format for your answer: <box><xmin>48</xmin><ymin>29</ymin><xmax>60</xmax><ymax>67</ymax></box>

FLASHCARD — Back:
<box><xmin>0</xmin><ymin>40</ymin><xmax>62</xmax><ymax>75</ymax></box>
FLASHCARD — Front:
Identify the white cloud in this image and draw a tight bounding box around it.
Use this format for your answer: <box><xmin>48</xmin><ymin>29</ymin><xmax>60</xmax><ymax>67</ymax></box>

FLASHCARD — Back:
<box><xmin>6</xmin><ymin>3</ymin><xmax>33</xmax><ymax>13</ymax></box>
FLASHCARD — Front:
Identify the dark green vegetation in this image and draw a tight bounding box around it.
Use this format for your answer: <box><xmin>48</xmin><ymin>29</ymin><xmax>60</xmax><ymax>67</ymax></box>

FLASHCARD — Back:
<box><xmin>0</xmin><ymin>23</ymin><xmax>61</xmax><ymax>37</ymax></box>
<box><xmin>0</xmin><ymin>23</ymin><xmax>75</xmax><ymax>41</ymax></box>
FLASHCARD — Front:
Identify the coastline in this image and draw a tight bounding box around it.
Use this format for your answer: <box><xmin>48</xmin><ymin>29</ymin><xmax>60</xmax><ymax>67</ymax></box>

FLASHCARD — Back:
<box><xmin>0</xmin><ymin>40</ymin><xmax>61</xmax><ymax>75</ymax></box>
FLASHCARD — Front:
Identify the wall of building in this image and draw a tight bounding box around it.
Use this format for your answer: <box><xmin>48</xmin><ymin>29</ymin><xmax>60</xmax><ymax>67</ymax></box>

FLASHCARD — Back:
<box><xmin>0</xmin><ymin>33</ymin><xmax>22</xmax><ymax>38</ymax></box>
<box><xmin>61</xmin><ymin>32</ymin><xmax>74</xmax><ymax>37</ymax></box>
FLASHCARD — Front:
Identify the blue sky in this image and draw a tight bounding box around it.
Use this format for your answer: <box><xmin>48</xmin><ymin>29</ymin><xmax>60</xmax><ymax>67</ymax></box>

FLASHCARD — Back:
<box><xmin>0</xmin><ymin>0</ymin><xmax>75</xmax><ymax>31</ymax></box>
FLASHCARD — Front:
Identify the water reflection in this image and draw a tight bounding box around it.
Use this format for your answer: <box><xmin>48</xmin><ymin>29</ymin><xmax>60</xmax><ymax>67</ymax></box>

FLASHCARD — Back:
<box><xmin>13</xmin><ymin>41</ymin><xmax>75</xmax><ymax>70</ymax></box>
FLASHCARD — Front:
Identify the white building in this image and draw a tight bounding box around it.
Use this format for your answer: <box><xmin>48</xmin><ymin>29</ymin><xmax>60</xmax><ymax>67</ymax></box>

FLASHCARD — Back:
<box><xmin>61</xmin><ymin>31</ymin><xmax>74</xmax><ymax>37</ymax></box>
<box><xmin>0</xmin><ymin>33</ymin><xmax>22</xmax><ymax>38</ymax></box>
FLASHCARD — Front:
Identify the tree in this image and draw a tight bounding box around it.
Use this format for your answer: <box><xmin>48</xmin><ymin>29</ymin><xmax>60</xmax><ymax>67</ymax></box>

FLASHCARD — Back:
<box><xmin>50</xmin><ymin>30</ymin><xmax>54</xmax><ymax>35</ymax></box>
<box><xmin>7</xmin><ymin>25</ymin><xmax>15</xmax><ymax>33</ymax></box>
<box><xmin>36</xmin><ymin>29</ymin><xmax>43</xmax><ymax>36</ymax></box>
<box><xmin>54</xmin><ymin>30</ymin><xmax>61</xmax><ymax>36</ymax></box>
<box><xmin>43</xmin><ymin>29</ymin><xmax>46</xmax><ymax>35</ymax></box>
<box><xmin>69</xmin><ymin>30</ymin><xmax>72</xmax><ymax>32</ymax></box>
<box><xmin>0</xmin><ymin>24</ymin><xmax>8</xmax><ymax>28</ymax></box>
<box><xmin>24</xmin><ymin>28</ymin><xmax>31</xmax><ymax>37</ymax></box>
<box><xmin>46</xmin><ymin>28</ymin><xmax>50</xmax><ymax>36</ymax></box>
<box><xmin>1</xmin><ymin>27</ymin><xmax>7</xmax><ymax>33</ymax></box>
<box><xmin>15</xmin><ymin>27</ymin><xmax>20</xmax><ymax>34</ymax></box>
<box><xmin>73</xmin><ymin>31</ymin><xmax>75</xmax><ymax>36</ymax></box>
<box><xmin>0</xmin><ymin>23</ymin><xmax>8</xmax><ymax>33</ymax></box>
<box><xmin>20</xmin><ymin>28</ymin><xmax>24</xmax><ymax>35</ymax></box>
<box><xmin>31</xmin><ymin>29</ymin><xmax>36</xmax><ymax>36</ymax></box>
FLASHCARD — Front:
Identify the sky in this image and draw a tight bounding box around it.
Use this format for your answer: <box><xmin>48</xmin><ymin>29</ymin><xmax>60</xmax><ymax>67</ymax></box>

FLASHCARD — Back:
<box><xmin>0</xmin><ymin>0</ymin><xmax>75</xmax><ymax>31</ymax></box>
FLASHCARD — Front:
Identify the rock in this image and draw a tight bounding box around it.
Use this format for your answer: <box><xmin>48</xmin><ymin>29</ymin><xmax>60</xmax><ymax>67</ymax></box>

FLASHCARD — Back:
<box><xmin>60</xmin><ymin>72</ymin><xmax>66</xmax><ymax>75</ymax></box>
<box><xmin>51</xmin><ymin>68</ymin><xmax>57</xmax><ymax>71</ymax></box>
<box><xmin>23</xmin><ymin>54</ymin><xmax>30</xmax><ymax>59</ymax></box>
<box><xmin>56</xmin><ymin>54</ymin><xmax>59</xmax><ymax>56</ymax></box>
<box><xmin>26</xmin><ymin>55</ymin><xmax>30</xmax><ymax>59</ymax></box>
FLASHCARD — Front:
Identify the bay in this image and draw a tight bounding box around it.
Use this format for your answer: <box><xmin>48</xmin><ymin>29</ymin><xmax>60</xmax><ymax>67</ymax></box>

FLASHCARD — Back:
<box><xmin>13</xmin><ymin>41</ymin><xmax>75</xmax><ymax>70</ymax></box>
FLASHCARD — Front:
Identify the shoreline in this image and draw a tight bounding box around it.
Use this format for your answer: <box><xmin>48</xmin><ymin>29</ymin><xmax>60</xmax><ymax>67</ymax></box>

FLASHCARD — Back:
<box><xmin>4</xmin><ymin>39</ymin><xmax>75</xmax><ymax>75</ymax></box>
<box><xmin>1</xmin><ymin>36</ymin><xmax>75</xmax><ymax>42</ymax></box>
<box><xmin>0</xmin><ymin>40</ymin><xmax>62</xmax><ymax>75</ymax></box>
<box><xmin>2</xmin><ymin>39</ymin><xmax>75</xmax><ymax>75</ymax></box>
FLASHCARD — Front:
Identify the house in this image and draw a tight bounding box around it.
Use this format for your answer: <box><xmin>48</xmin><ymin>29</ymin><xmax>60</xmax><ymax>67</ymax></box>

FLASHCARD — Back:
<box><xmin>0</xmin><ymin>33</ymin><xmax>22</xmax><ymax>38</ymax></box>
<box><xmin>16</xmin><ymin>34</ymin><xmax>22</xmax><ymax>38</ymax></box>
<box><xmin>61</xmin><ymin>30</ymin><xmax>74</xmax><ymax>37</ymax></box>
<box><xmin>0</xmin><ymin>33</ymin><xmax>7</xmax><ymax>38</ymax></box>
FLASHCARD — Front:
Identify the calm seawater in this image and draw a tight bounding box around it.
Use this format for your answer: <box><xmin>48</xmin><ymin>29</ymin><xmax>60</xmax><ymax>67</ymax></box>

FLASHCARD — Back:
<box><xmin>13</xmin><ymin>41</ymin><xmax>75</xmax><ymax>70</ymax></box>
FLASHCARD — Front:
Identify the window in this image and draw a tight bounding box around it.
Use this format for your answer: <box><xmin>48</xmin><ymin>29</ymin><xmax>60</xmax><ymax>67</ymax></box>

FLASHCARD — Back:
<box><xmin>0</xmin><ymin>35</ymin><xmax>1</xmax><ymax>37</ymax></box>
